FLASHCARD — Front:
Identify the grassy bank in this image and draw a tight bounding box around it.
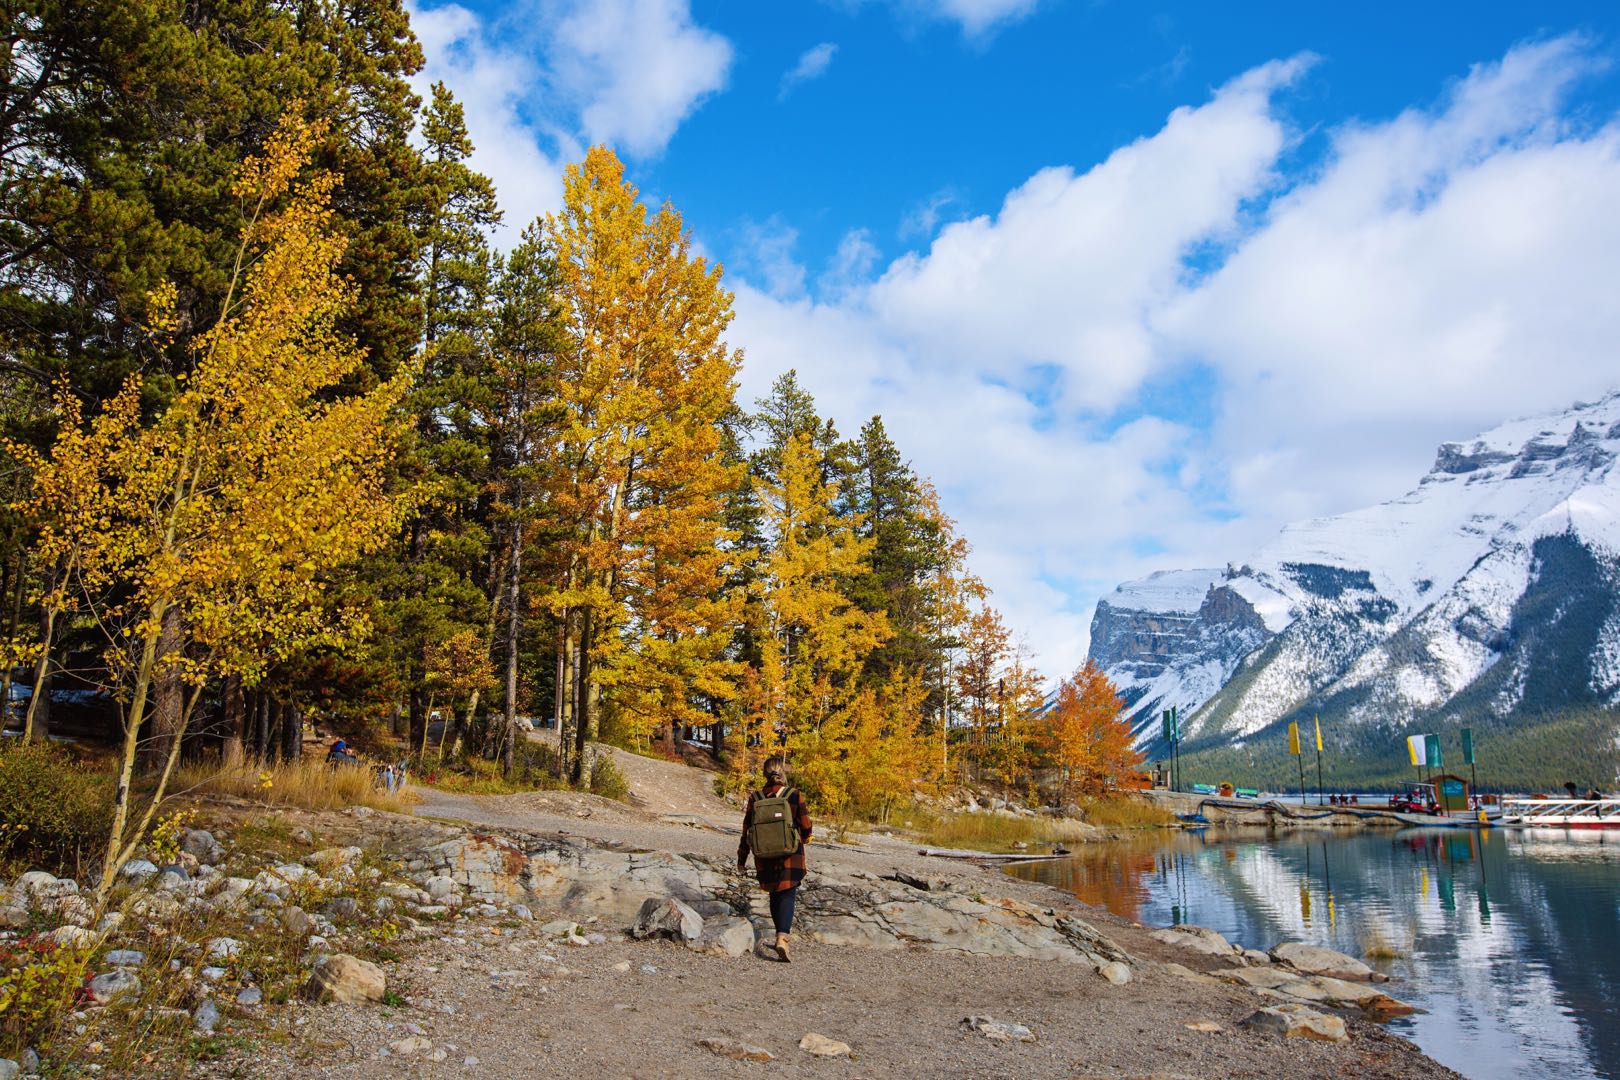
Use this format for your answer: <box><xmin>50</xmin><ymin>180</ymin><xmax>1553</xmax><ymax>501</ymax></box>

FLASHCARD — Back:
<box><xmin>903</xmin><ymin>796</ymin><xmax>1174</xmax><ymax>853</ymax></box>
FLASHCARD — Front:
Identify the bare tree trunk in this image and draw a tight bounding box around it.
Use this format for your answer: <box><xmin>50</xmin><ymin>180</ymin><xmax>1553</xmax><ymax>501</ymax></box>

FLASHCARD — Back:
<box><xmin>221</xmin><ymin>675</ymin><xmax>244</xmax><ymax>761</ymax></box>
<box><xmin>143</xmin><ymin>605</ymin><xmax>184</xmax><ymax>769</ymax></box>
<box><xmin>571</xmin><ymin>609</ymin><xmax>593</xmax><ymax>787</ymax></box>
<box><xmin>501</xmin><ymin>520</ymin><xmax>523</xmax><ymax>776</ymax></box>
<box><xmin>408</xmin><ymin>669</ymin><xmax>427</xmax><ymax>757</ymax></box>
<box><xmin>255</xmin><ymin>692</ymin><xmax>274</xmax><ymax>764</ymax></box>
<box><xmin>0</xmin><ymin>551</ymin><xmax>23</xmax><ymax>733</ymax></box>
<box><xmin>556</xmin><ymin>612</ymin><xmax>574</xmax><ymax>776</ymax></box>
<box><xmin>21</xmin><ymin>557</ymin><xmax>61</xmax><ymax>744</ymax></box>
<box><xmin>280</xmin><ymin>700</ymin><xmax>301</xmax><ymax>763</ymax></box>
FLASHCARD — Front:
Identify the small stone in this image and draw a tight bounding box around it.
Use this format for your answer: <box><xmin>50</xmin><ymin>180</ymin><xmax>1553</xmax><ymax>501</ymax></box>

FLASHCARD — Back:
<box><xmin>193</xmin><ymin>1000</ymin><xmax>222</xmax><ymax>1035</ymax></box>
<box><xmin>119</xmin><ymin>860</ymin><xmax>159</xmax><ymax>882</ymax></box>
<box><xmin>95</xmin><ymin>912</ymin><xmax>125</xmax><ymax>934</ymax></box>
<box><xmin>389</xmin><ymin>1036</ymin><xmax>432</xmax><ymax>1055</ymax></box>
<box><xmin>200</xmin><ymin>967</ymin><xmax>228</xmax><ymax>982</ymax></box>
<box><xmin>0</xmin><ymin>1058</ymin><xmax>18</xmax><ymax>1080</ymax></box>
<box><xmin>323</xmin><ymin>896</ymin><xmax>359</xmax><ymax>919</ymax></box>
<box><xmin>104</xmin><ymin>949</ymin><xmax>146</xmax><ymax>967</ymax></box>
<box><xmin>46</xmin><ymin>925</ymin><xmax>95</xmax><ymax>949</ymax></box>
<box><xmin>21</xmin><ymin>1048</ymin><xmax>40</xmax><ymax>1072</ymax></box>
<box><xmin>611</xmin><ymin>961</ymin><xmax>631</xmax><ymax>973</ymax></box>
<box><xmin>798</xmin><ymin>1032</ymin><xmax>852</xmax><ymax>1057</ymax></box>
<box><xmin>305</xmin><ymin>846</ymin><xmax>363</xmax><ymax>871</ymax></box>
<box><xmin>429</xmin><ymin>1048</ymin><xmax>448</xmax><ymax>1062</ymax></box>
<box><xmin>538</xmin><ymin>919</ymin><xmax>576</xmax><ymax>937</ymax></box>
<box><xmin>1097</xmin><ymin>961</ymin><xmax>1131</xmax><ymax>986</ymax></box>
<box><xmin>1185</xmin><ymin>1020</ymin><xmax>1223</xmax><ymax>1033</ymax></box>
<box><xmin>463</xmin><ymin>1056</ymin><xmax>480</xmax><ymax>1067</ymax></box>
<box><xmin>698</xmin><ymin>1037</ymin><xmax>774</xmax><ymax>1062</ymax></box>
<box><xmin>281</xmin><ymin>906</ymin><xmax>314</xmax><ymax>937</ymax></box>
<box><xmin>513</xmin><ymin>904</ymin><xmax>532</xmax><ymax>921</ymax></box>
<box><xmin>181</xmin><ymin>828</ymin><xmax>225</xmax><ymax>863</ymax></box>
<box><xmin>291</xmin><ymin>827</ymin><xmax>315</xmax><ymax>845</ymax></box>
<box><xmin>87</xmin><ymin>970</ymin><xmax>141</xmax><ymax>1004</ymax></box>
<box><xmin>156</xmin><ymin>868</ymin><xmax>188</xmax><ymax>891</ymax></box>
<box><xmin>963</xmin><ymin>1015</ymin><xmax>1035</xmax><ymax>1043</ymax></box>
<box><xmin>235</xmin><ymin>986</ymin><xmax>263</xmax><ymax>1006</ymax></box>
<box><xmin>206</xmin><ymin>937</ymin><xmax>242</xmax><ymax>960</ymax></box>
<box><xmin>639</xmin><ymin>964</ymin><xmax>657</xmax><ymax>974</ymax></box>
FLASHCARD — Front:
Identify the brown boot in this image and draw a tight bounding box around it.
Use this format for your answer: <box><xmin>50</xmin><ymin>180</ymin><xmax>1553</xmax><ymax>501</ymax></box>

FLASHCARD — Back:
<box><xmin>775</xmin><ymin>932</ymin><xmax>792</xmax><ymax>963</ymax></box>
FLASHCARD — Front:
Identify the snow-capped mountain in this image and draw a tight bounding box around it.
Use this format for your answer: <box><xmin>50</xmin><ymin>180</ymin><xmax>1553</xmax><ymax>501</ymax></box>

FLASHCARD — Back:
<box><xmin>1090</xmin><ymin>392</ymin><xmax>1620</xmax><ymax>760</ymax></box>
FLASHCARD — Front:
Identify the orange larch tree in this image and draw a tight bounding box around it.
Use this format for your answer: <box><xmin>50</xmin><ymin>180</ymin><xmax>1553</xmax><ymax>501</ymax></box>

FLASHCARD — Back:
<box><xmin>1044</xmin><ymin>659</ymin><xmax>1141</xmax><ymax>802</ymax></box>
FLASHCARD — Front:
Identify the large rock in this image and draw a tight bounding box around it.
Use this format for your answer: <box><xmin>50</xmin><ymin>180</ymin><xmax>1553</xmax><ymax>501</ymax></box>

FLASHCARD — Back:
<box><xmin>303</xmin><ymin>954</ymin><xmax>386</xmax><ymax>1004</ymax></box>
<box><xmin>798</xmin><ymin>1033</ymin><xmax>851</xmax><ymax>1057</ymax></box>
<box><xmin>1149</xmin><ymin>924</ymin><xmax>1236</xmax><ymax>958</ymax></box>
<box><xmin>632</xmin><ymin>896</ymin><xmax>703</xmax><ymax>942</ymax></box>
<box><xmin>1270</xmin><ymin>942</ymin><xmax>1381</xmax><ymax>982</ymax></box>
<box><xmin>1241</xmin><ymin>1003</ymin><xmax>1349</xmax><ymax>1042</ymax></box>
<box><xmin>685</xmin><ymin>916</ymin><xmax>755</xmax><ymax>957</ymax></box>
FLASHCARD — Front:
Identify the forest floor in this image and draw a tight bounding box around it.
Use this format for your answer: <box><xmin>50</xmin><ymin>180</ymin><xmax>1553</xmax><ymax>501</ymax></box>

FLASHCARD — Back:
<box><xmin>189</xmin><ymin>747</ymin><xmax>1460</xmax><ymax>1080</ymax></box>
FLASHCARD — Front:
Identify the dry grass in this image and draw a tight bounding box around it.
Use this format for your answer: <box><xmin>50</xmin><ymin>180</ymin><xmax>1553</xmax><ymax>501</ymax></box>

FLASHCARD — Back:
<box><xmin>908</xmin><ymin>810</ymin><xmax>1097</xmax><ymax>853</ymax></box>
<box><xmin>173</xmin><ymin>752</ymin><xmax>416</xmax><ymax>813</ymax></box>
<box><xmin>902</xmin><ymin>794</ymin><xmax>1173</xmax><ymax>853</ymax></box>
<box><xmin>1076</xmin><ymin>795</ymin><xmax>1176</xmax><ymax>829</ymax></box>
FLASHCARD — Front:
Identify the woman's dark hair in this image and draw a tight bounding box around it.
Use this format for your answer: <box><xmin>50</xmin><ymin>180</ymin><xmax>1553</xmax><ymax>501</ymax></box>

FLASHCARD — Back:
<box><xmin>763</xmin><ymin>755</ymin><xmax>785</xmax><ymax>775</ymax></box>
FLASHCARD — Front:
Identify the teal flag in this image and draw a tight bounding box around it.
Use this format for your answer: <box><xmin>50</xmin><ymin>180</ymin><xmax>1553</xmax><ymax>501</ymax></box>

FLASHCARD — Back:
<box><xmin>1425</xmin><ymin>734</ymin><xmax>1442</xmax><ymax>769</ymax></box>
<box><xmin>1461</xmin><ymin>727</ymin><xmax>1475</xmax><ymax>765</ymax></box>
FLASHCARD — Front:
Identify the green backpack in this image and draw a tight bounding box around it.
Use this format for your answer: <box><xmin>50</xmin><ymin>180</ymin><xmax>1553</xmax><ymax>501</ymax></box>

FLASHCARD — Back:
<box><xmin>748</xmin><ymin>787</ymin><xmax>801</xmax><ymax>859</ymax></box>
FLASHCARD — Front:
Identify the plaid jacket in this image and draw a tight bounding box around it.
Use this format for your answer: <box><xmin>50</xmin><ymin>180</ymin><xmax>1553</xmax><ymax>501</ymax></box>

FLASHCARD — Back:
<box><xmin>738</xmin><ymin>784</ymin><xmax>812</xmax><ymax>893</ymax></box>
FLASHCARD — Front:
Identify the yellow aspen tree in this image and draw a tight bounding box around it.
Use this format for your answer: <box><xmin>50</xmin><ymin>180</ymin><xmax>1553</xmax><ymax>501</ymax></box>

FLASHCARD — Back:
<box><xmin>843</xmin><ymin>670</ymin><xmax>935</xmax><ymax>822</ymax></box>
<box><xmin>541</xmin><ymin>147</ymin><xmax>744</xmax><ymax>780</ymax></box>
<box><xmin>985</xmin><ymin>640</ymin><xmax>1046</xmax><ymax>797</ymax></box>
<box><xmin>14</xmin><ymin>114</ymin><xmax>411</xmax><ymax>903</ymax></box>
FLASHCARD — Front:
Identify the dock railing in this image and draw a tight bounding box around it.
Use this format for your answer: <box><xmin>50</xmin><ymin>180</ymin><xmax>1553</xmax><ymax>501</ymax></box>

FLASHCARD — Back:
<box><xmin>1499</xmin><ymin>797</ymin><xmax>1620</xmax><ymax>827</ymax></box>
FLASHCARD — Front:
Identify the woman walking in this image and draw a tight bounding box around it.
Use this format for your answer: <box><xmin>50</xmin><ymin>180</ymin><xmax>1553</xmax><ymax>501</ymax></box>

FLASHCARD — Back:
<box><xmin>737</xmin><ymin>755</ymin><xmax>813</xmax><ymax>962</ymax></box>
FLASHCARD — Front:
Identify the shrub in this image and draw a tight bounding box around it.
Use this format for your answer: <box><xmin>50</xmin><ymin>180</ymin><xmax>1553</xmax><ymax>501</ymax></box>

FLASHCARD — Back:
<box><xmin>0</xmin><ymin>742</ymin><xmax>113</xmax><ymax>877</ymax></box>
<box><xmin>588</xmin><ymin>753</ymin><xmax>630</xmax><ymax>802</ymax></box>
<box><xmin>0</xmin><ymin>937</ymin><xmax>91</xmax><ymax>1055</ymax></box>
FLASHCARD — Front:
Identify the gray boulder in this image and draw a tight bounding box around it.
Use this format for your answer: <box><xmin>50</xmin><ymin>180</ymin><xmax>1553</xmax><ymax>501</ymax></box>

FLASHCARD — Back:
<box><xmin>1241</xmin><ymin>1003</ymin><xmax>1349</xmax><ymax>1042</ymax></box>
<box><xmin>303</xmin><ymin>954</ymin><xmax>386</xmax><ymax>1004</ymax></box>
<box><xmin>685</xmin><ymin>916</ymin><xmax>754</xmax><ymax>957</ymax></box>
<box><xmin>181</xmin><ymin>828</ymin><xmax>226</xmax><ymax>863</ymax></box>
<box><xmin>1270</xmin><ymin>941</ymin><xmax>1381</xmax><ymax>982</ymax></box>
<box><xmin>88</xmin><ymin>970</ymin><xmax>141</xmax><ymax>1003</ymax></box>
<box><xmin>631</xmin><ymin>896</ymin><xmax>703</xmax><ymax>942</ymax></box>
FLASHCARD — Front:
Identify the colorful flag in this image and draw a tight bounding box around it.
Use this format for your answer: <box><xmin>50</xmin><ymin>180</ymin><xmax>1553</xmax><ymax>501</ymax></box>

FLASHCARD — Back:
<box><xmin>1407</xmin><ymin>734</ymin><xmax>1424</xmax><ymax>766</ymax></box>
<box><xmin>1288</xmin><ymin>721</ymin><xmax>1301</xmax><ymax>756</ymax></box>
<box><xmin>1314</xmin><ymin>715</ymin><xmax>1323</xmax><ymax>753</ymax></box>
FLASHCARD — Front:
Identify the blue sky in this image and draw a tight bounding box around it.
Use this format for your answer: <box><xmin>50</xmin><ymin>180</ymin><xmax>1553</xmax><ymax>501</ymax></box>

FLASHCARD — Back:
<box><xmin>410</xmin><ymin>0</ymin><xmax>1620</xmax><ymax>678</ymax></box>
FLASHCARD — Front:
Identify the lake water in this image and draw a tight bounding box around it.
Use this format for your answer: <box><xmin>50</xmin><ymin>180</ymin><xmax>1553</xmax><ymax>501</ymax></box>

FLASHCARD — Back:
<box><xmin>1004</xmin><ymin>827</ymin><xmax>1620</xmax><ymax>1080</ymax></box>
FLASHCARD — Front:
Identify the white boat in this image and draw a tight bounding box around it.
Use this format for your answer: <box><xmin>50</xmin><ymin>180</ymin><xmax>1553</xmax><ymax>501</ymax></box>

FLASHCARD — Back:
<box><xmin>1498</xmin><ymin>797</ymin><xmax>1620</xmax><ymax>829</ymax></box>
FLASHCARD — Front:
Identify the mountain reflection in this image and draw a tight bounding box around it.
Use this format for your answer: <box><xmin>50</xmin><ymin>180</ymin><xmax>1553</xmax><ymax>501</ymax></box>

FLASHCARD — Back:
<box><xmin>1006</xmin><ymin>828</ymin><xmax>1620</xmax><ymax>1080</ymax></box>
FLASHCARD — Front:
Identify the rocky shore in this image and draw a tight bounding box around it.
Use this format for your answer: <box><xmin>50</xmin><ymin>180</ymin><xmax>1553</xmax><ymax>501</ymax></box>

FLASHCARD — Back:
<box><xmin>0</xmin><ymin>766</ymin><xmax>1462</xmax><ymax>1079</ymax></box>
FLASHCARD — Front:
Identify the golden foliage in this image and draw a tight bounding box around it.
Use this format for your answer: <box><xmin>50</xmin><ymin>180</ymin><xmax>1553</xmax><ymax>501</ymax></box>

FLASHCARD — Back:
<box><xmin>1045</xmin><ymin>659</ymin><xmax>1142</xmax><ymax>798</ymax></box>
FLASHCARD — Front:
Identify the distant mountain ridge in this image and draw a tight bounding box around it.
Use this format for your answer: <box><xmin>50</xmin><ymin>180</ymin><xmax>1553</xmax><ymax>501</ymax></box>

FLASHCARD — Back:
<box><xmin>1087</xmin><ymin>391</ymin><xmax>1620</xmax><ymax>786</ymax></box>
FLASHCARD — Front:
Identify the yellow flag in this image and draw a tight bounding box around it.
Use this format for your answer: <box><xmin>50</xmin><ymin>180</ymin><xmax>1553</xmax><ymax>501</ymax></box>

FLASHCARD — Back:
<box><xmin>1314</xmin><ymin>715</ymin><xmax>1323</xmax><ymax>753</ymax></box>
<box><xmin>1406</xmin><ymin>735</ymin><xmax>1423</xmax><ymax>766</ymax></box>
<box><xmin>1288</xmin><ymin>721</ymin><xmax>1301</xmax><ymax>756</ymax></box>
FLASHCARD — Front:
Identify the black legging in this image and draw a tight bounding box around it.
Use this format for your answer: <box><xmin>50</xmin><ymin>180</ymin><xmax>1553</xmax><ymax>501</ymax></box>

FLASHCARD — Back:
<box><xmin>768</xmin><ymin>886</ymin><xmax>797</xmax><ymax>934</ymax></box>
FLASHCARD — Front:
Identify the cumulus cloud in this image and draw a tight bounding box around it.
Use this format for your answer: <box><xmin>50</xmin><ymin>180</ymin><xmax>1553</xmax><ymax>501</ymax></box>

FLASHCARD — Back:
<box><xmin>725</xmin><ymin>35</ymin><xmax>1620</xmax><ymax>677</ymax></box>
<box><xmin>780</xmin><ymin>42</ymin><xmax>838</xmax><ymax>100</ymax></box>
<box><xmin>409</xmin><ymin>0</ymin><xmax>731</xmax><ymax>245</ymax></box>
<box><xmin>550</xmin><ymin>0</ymin><xmax>733</xmax><ymax>157</ymax></box>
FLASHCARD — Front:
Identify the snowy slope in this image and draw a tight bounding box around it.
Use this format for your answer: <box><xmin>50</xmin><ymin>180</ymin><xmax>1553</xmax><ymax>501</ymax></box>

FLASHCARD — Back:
<box><xmin>1089</xmin><ymin>391</ymin><xmax>1620</xmax><ymax>752</ymax></box>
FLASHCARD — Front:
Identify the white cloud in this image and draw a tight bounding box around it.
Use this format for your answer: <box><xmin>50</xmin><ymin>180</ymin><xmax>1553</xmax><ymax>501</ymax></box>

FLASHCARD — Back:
<box><xmin>1163</xmin><ymin>35</ymin><xmax>1620</xmax><ymax>519</ymax></box>
<box><xmin>409</xmin><ymin>0</ymin><xmax>732</xmax><ymax>245</ymax></box>
<box><xmin>726</xmin><ymin>36</ymin><xmax>1620</xmax><ymax>681</ymax></box>
<box><xmin>869</xmin><ymin>57</ymin><xmax>1313</xmax><ymax>413</ymax></box>
<box><xmin>551</xmin><ymin>0</ymin><xmax>733</xmax><ymax>157</ymax></box>
<box><xmin>916</xmin><ymin>0</ymin><xmax>1041</xmax><ymax>36</ymax></box>
<box><xmin>780</xmin><ymin>42</ymin><xmax>838</xmax><ymax>100</ymax></box>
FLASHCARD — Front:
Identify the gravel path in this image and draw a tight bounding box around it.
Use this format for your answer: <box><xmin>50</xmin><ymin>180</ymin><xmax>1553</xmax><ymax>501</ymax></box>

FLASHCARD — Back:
<box><xmin>205</xmin><ymin>752</ymin><xmax>1460</xmax><ymax>1080</ymax></box>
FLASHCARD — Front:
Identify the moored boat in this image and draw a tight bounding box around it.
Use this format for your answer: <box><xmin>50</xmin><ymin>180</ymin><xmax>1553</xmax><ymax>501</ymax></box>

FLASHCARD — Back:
<box><xmin>1499</xmin><ymin>797</ymin><xmax>1620</xmax><ymax>829</ymax></box>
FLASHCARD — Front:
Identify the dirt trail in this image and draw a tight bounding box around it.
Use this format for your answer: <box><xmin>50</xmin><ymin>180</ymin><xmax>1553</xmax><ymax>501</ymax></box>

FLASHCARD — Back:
<box><xmin>595</xmin><ymin>743</ymin><xmax>736</xmax><ymax>822</ymax></box>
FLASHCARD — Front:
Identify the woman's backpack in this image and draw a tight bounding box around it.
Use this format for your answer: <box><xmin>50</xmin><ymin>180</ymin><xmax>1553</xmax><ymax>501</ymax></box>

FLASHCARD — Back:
<box><xmin>747</xmin><ymin>787</ymin><xmax>801</xmax><ymax>859</ymax></box>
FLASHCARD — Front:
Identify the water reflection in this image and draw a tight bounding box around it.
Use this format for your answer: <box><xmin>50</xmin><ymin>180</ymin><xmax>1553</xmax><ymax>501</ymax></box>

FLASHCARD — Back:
<box><xmin>1005</xmin><ymin>828</ymin><xmax>1620</xmax><ymax>1080</ymax></box>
